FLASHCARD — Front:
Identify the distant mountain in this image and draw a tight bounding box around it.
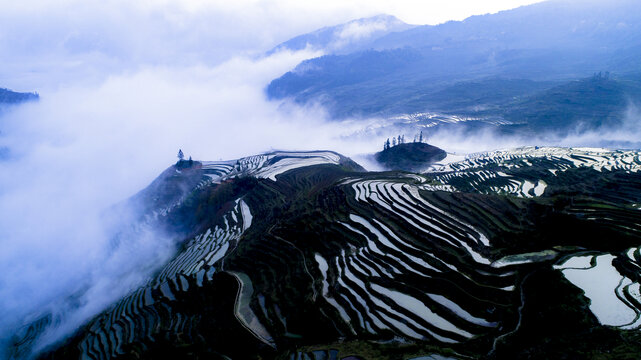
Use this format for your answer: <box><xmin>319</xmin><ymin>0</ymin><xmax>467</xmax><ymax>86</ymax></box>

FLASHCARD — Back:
<box><xmin>0</xmin><ymin>88</ymin><xmax>39</xmax><ymax>106</ymax></box>
<box><xmin>393</xmin><ymin>74</ymin><xmax>641</xmax><ymax>135</ymax></box>
<box><xmin>500</xmin><ymin>74</ymin><xmax>641</xmax><ymax>132</ymax></box>
<box><xmin>267</xmin><ymin>0</ymin><xmax>641</xmax><ymax>134</ymax></box>
<box><xmin>369</xmin><ymin>0</ymin><xmax>641</xmax><ymax>54</ymax></box>
<box><xmin>268</xmin><ymin>15</ymin><xmax>414</xmax><ymax>55</ymax></box>
<box><xmin>15</xmin><ymin>147</ymin><xmax>641</xmax><ymax>359</ymax></box>
<box><xmin>0</xmin><ymin>88</ymin><xmax>39</xmax><ymax>160</ymax></box>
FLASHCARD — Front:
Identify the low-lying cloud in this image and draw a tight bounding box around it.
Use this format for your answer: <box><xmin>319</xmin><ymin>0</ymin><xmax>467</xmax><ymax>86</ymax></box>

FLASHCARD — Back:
<box><xmin>0</xmin><ymin>1</ymin><xmax>382</xmax><ymax>357</ymax></box>
<box><xmin>554</xmin><ymin>102</ymin><xmax>641</xmax><ymax>149</ymax></box>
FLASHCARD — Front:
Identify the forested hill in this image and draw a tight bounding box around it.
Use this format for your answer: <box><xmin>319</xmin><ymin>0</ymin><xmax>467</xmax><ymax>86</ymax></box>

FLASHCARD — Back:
<box><xmin>0</xmin><ymin>88</ymin><xmax>39</xmax><ymax>106</ymax></box>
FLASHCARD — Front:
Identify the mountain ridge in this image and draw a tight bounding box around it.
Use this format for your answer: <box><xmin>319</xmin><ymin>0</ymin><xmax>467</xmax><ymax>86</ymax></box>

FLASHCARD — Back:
<box><xmin>268</xmin><ymin>14</ymin><xmax>415</xmax><ymax>55</ymax></box>
<box><xmin>0</xmin><ymin>88</ymin><xmax>39</xmax><ymax>107</ymax></box>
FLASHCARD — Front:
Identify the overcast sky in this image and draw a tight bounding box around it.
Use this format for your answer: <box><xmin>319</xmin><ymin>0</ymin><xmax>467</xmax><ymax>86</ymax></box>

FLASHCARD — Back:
<box><xmin>0</xmin><ymin>0</ymin><xmax>545</xmax><ymax>91</ymax></box>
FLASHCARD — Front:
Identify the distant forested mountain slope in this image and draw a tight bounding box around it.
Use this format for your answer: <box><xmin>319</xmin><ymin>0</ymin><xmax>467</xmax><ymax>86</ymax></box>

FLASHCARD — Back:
<box><xmin>0</xmin><ymin>87</ymin><xmax>39</xmax><ymax>159</ymax></box>
<box><xmin>0</xmin><ymin>88</ymin><xmax>39</xmax><ymax>106</ymax></box>
<box><xmin>267</xmin><ymin>0</ymin><xmax>641</xmax><ymax>130</ymax></box>
<box><xmin>500</xmin><ymin>74</ymin><xmax>641</xmax><ymax>132</ymax></box>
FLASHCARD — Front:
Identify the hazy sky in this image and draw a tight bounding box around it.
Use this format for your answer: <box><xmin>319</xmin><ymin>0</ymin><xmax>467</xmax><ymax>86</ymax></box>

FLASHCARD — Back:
<box><xmin>0</xmin><ymin>0</ymin><xmax>545</xmax><ymax>91</ymax></box>
<box><xmin>238</xmin><ymin>0</ymin><xmax>547</xmax><ymax>25</ymax></box>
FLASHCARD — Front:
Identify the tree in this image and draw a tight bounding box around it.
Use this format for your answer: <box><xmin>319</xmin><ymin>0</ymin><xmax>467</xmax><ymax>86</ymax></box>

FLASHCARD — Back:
<box><xmin>392</xmin><ymin>137</ymin><xmax>397</xmax><ymax>146</ymax></box>
<box><xmin>419</xmin><ymin>131</ymin><xmax>423</xmax><ymax>143</ymax></box>
<box><xmin>401</xmin><ymin>135</ymin><xmax>405</xmax><ymax>144</ymax></box>
<box><xmin>384</xmin><ymin>138</ymin><xmax>391</xmax><ymax>150</ymax></box>
<box><xmin>178</xmin><ymin>149</ymin><xmax>184</xmax><ymax>161</ymax></box>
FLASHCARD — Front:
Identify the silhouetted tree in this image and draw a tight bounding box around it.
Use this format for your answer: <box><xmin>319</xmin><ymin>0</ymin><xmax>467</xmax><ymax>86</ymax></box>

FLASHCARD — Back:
<box><xmin>178</xmin><ymin>149</ymin><xmax>185</xmax><ymax>160</ymax></box>
<box><xmin>419</xmin><ymin>131</ymin><xmax>423</xmax><ymax>143</ymax></box>
<box><xmin>392</xmin><ymin>137</ymin><xmax>397</xmax><ymax>146</ymax></box>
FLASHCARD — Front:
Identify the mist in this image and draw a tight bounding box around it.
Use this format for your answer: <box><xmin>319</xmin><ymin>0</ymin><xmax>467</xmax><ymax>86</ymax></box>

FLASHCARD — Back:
<box><xmin>0</xmin><ymin>1</ymin><xmax>369</xmax><ymax>357</ymax></box>
<box><xmin>0</xmin><ymin>3</ymin><xmax>396</xmax><ymax>355</ymax></box>
<box><xmin>0</xmin><ymin>48</ymin><xmax>399</xmax><ymax>357</ymax></box>
<box><xmin>554</xmin><ymin>103</ymin><xmax>641</xmax><ymax>150</ymax></box>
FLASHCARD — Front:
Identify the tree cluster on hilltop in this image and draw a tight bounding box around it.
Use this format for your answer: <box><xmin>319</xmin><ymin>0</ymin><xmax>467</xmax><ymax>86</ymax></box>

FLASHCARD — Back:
<box><xmin>383</xmin><ymin>131</ymin><xmax>425</xmax><ymax>150</ymax></box>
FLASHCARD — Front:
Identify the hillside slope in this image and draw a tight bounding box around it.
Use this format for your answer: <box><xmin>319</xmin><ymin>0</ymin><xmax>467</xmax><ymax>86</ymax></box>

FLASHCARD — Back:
<box><xmin>9</xmin><ymin>148</ymin><xmax>641</xmax><ymax>360</ymax></box>
<box><xmin>500</xmin><ymin>75</ymin><xmax>641</xmax><ymax>132</ymax></box>
<box><xmin>0</xmin><ymin>88</ymin><xmax>38</xmax><ymax>108</ymax></box>
<box><xmin>267</xmin><ymin>0</ymin><xmax>641</xmax><ymax>127</ymax></box>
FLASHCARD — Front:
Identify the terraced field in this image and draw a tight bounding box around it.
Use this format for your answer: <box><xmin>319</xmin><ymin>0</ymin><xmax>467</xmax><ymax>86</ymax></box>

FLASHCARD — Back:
<box><xmin>13</xmin><ymin>148</ymin><xmax>641</xmax><ymax>359</ymax></box>
<box><xmin>201</xmin><ymin>151</ymin><xmax>345</xmax><ymax>182</ymax></box>
<box><xmin>554</xmin><ymin>248</ymin><xmax>641</xmax><ymax>329</ymax></box>
<box><xmin>315</xmin><ymin>180</ymin><xmax>509</xmax><ymax>344</ymax></box>
<box><xmin>427</xmin><ymin>146</ymin><xmax>641</xmax><ymax>199</ymax></box>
